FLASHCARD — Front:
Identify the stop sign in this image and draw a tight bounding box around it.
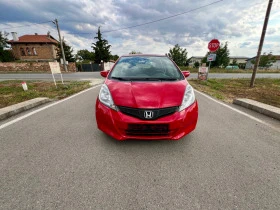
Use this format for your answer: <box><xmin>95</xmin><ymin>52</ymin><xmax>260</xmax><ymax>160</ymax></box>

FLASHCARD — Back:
<box><xmin>208</xmin><ymin>39</ymin><xmax>220</xmax><ymax>52</ymax></box>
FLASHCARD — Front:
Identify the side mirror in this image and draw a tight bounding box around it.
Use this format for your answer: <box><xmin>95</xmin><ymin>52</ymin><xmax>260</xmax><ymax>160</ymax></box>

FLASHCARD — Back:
<box><xmin>100</xmin><ymin>70</ymin><xmax>109</xmax><ymax>78</ymax></box>
<box><xmin>182</xmin><ymin>71</ymin><xmax>190</xmax><ymax>78</ymax></box>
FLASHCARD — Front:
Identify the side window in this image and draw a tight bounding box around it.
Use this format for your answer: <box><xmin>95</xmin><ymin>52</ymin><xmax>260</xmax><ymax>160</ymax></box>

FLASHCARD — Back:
<box><xmin>32</xmin><ymin>47</ymin><xmax>37</xmax><ymax>55</ymax></box>
<box><xmin>20</xmin><ymin>48</ymin><xmax>26</xmax><ymax>56</ymax></box>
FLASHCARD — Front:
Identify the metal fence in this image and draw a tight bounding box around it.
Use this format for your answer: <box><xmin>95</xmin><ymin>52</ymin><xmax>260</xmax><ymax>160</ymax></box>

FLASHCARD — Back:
<box><xmin>78</xmin><ymin>63</ymin><xmax>102</xmax><ymax>72</ymax></box>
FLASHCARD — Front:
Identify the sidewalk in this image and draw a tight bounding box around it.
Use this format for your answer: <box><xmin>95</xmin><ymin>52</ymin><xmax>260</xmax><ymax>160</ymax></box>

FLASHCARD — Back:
<box><xmin>233</xmin><ymin>98</ymin><xmax>280</xmax><ymax>121</ymax></box>
<box><xmin>0</xmin><ymin>98</ymin><xmax>51</xmax><ymax>120</ymax></box>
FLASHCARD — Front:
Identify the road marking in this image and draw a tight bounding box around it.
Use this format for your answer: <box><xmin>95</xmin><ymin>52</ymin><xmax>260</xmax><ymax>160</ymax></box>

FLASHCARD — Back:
<box><xmin>1</xmin><ymin>85</ymin><xmax>277</xmax><ymax>132</ymax></box>
<box><xmin>194</xmin><ymin>89</ymin><xmax>278</xmax><ymax>130</ymax></box>
<box><xmin>0</xmin><ymin>85</ymin><xmax>102</xmax><ymax>130</ymax></box>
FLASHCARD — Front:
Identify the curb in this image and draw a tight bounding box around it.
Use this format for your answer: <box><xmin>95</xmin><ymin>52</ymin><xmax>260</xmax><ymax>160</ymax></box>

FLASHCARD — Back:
<box><xmin>233</xmin><ymin>98</ymin><xmax>280</xmax><ymax>121</ymax></box>
<box><xmin>89</xmin><ymin>79</ymin><xmax>104</xmax><ymax>86</ymax></box>
<box><xmin>0</xmin><ymin>98</ymin><xmax>51</xmax><ymax>120</ymax></box>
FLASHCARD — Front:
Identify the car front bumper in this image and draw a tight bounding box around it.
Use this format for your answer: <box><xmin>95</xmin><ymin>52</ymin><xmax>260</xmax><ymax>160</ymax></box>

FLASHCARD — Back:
<box><xmin>95</xmin><ymin>100</ymin><xmax>198</xmax><ymax>140</ymax></box>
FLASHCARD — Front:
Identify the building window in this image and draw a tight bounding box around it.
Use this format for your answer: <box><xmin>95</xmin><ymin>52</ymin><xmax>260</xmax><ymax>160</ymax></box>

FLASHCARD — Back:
<box><xmin>32</xmin><ymin>47</ymin><xmax>37</xmax><ymax>55</ymax></box>
<box><xmin>26</xmin><ymin>47</ymin><xmax>32</xmax><ymax>55</ymax></box>
<box><xmin>20</xmin><ymin>48</ymin><xmax>26</xmax><ymax>56</ymax></box>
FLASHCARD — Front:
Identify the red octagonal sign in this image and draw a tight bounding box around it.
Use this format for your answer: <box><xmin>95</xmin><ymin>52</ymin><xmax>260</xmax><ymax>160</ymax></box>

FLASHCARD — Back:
<box><xmin>208</xmin><ymin>39</ymin><xmax>220</xmax><ymax>52</ymax></box>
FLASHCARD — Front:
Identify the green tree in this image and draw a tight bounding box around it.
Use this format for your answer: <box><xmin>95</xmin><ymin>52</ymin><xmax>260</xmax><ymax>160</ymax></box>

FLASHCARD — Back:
<box><xmin>232</xmin><ymin>58</ymin><xmax>238</xmax><ymax>65</ymax></box>
<box><xmin>110</xmin><ymin>54</ymin><xmax>119</xmax><ymax>61</ymax></box>
<box><xmin>0</xmin><ymin>31</ymin><xmax>8</xmax><ymax>50</ymax></box>
<box><xmin>57</xmin><ymin>41</ymin><xmax>75</xmax><ymax>62</ymax></box>
<box><xmin>75</xmin><ymin>49</ymin><xmax>95</xmax><ymax>62</ymax></box>
<box><xmin>92</xmin><ymin>27</ymin><xmax>111</xmax><ymax>63</ymax></box>
<box><xmin>194</xmin><ymin>61</ymin><xmax>200</xmax><ymax>68</ymax></box>
<box><xmin>185</xmin><ymin>57</ymin><xmax>192</xmax><ymax>66</ymax></box>
<box><xmin>202</xmin><ymin>42</ymin><xmax>230</xmax><ymax>68</ymax></box>
<box><xmin>252</xmin><ymin>52</ymin><xmax>276</xmax><ymax>69</ymax></box>
<box><xmin>168</xmin><ymin>44</ymin><xmax>188</xmax><ymax>66</ymax></box>
<box><xmin>0</xmin><ymin>31</ymin><xmax>14</xmax><ymax>62</ymax></box>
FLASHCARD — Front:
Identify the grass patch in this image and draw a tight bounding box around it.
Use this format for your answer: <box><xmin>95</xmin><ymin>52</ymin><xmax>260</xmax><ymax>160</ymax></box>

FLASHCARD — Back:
<box><xmin>0</xmin><ymin>80</ymin><xmax>91</xmax><ymax>108</ymax></box>
<box><xmin>179</xmin><ymin>67</ymin><xmax>280</xmax><ymax>74</ymax></box>
<box><xmin>188</xmin><ymin>78</ymin><xmax>280</xmax><ymax>108</ymax></box>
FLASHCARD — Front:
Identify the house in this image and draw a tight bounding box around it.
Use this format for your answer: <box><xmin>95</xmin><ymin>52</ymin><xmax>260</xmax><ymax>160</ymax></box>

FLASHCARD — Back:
<box><xmin>229</xmin><ymin>56</ymin><xmax>249</xmax><ymax>64</ymax></box>
<box><xmin>189</xmin><ymin>56</ymin><xmax>204</xmax><ymax>66</ymax></box>
<box><xmin>7</xmin><ymin>32</ymin><xmax>58</xmax><ymax>61</ymax></box>
<box><xmin>189</xmin><ymin>56</ymin><xmax>249</xmax><ymax>67</ymax></box>
<box><xmin>246</xmin><ymin>55</ymin><xmax>280</xmax><ymax>70</ymax></box>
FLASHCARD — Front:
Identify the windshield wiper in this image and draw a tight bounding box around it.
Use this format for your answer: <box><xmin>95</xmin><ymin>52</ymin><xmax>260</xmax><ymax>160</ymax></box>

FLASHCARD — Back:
<box><xmin>111</xmin><ymin>77</ymin><xmax>179</xmax><ymax>81</ymax></box>
<box><xmin>157</xmin><ymin>78</ymin><xmax>179</xmax><ymax>81</ymax></box>
<box><xmin>111</xmin><ymin>76</ymin><xmax>131</xmax><ymax>81</ymax></box>
<box><xmin>129</xmin><ymin>78</ymin><xmax>163</xmax><ymax>81</ymax></box>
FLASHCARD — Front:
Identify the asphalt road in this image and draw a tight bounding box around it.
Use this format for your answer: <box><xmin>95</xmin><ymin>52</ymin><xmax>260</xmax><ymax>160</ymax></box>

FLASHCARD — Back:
<box><xmin>1</xmin><ymin>86</ymin><xmax>280</xmax><ymax>209</ymax></box>
<box><xmin>0</xmin><ymin>72</ymin><xmax>280</xmax><ymax>81</ymax></box>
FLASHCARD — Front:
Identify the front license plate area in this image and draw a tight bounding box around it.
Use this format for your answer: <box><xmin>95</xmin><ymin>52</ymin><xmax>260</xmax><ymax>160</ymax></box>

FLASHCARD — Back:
<box><xmin>126</xmin><ymin>124</ymin><xmax>169</xmax><ymax>135</ymax></box>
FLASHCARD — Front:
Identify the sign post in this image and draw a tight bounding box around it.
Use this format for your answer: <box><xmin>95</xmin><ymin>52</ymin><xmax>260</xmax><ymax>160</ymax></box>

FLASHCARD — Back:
<box><xmin>207</xmin><ymin>39</ymin><xmax>220</xmax><ymax>76</ymax></box>
<box><xmin>49</xmin><ymin>62</ymin><xmax>64</xmax><ymax>88</ymax></box>
<box><xmin>207</xmin><ymin>53</ymin><xmax>217</xmax><ymax>75</ymax></box>
<box><xmin>198</xmin><ymin>66</ymin><xmax>209</xmax><ymax>80</ymax></box>
<box><xmin>208</xmin><ymin>39</ymin><xmax>220</xmax><ymax>52</ymax></box>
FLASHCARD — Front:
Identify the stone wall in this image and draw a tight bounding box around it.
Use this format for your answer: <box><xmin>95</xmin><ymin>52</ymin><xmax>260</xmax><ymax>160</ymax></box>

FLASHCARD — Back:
<box><xmin>0</xmin><ymin>62</ymin><xmax>76</xmax><ymax>72</ymax></box>
<box><xmin>11</xmin><ymin>43</ymin><xmax>57</xmax><ymax>60</ymax></box>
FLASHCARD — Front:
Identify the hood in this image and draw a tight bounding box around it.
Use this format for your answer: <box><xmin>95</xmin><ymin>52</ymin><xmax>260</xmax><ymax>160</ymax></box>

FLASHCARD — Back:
<box><xmin>106</xmin><ymin>79</ymin><xmax>187</xmax><ymax>108</ymax></box>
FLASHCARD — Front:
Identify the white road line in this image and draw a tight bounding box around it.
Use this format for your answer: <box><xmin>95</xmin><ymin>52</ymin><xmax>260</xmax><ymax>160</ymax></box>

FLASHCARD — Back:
<box><xmin>194</xmin><ymin>89</ymin><xmax>276</xmax><ymax>129</ymax></box>
<box><xmin>1</xmin><ymin>85</ymin><xmax>277</xmax><ymax>131</ymax></box>
<box><xmin>0</xmin><ymin>85</ymin><xmax>101</xmax><ymax>130</ymax></box>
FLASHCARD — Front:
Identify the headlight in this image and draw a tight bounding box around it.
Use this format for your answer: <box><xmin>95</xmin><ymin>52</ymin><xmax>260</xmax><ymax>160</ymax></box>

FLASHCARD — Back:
<box><xmin>98</xmin><ymin>84</ymin><xmax>118</xmax><ymax>111</ymax></box>
<box><xmin>179</xmin><ymin>84</ymin><xmax>195</xmax><ymax>111</ymax></box>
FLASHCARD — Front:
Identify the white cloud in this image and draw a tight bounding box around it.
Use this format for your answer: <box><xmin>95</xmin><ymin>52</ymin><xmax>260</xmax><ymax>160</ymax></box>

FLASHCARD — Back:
<box><xmin>1</xmin><ymin>0</ymin><xmax>280</xmax><ymax>57</ymax></box>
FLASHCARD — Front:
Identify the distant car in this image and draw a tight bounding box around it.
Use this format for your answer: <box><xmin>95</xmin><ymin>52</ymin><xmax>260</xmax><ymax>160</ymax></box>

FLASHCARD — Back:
<box><xmin>95</xmin><ymin>54</ymin><xmax>198</xmax><ymax>140</ymax></box>
<box><xmin>226</xmin><ymin>65</ymin><xmax>239</xmax><ymax>69</ymax></box>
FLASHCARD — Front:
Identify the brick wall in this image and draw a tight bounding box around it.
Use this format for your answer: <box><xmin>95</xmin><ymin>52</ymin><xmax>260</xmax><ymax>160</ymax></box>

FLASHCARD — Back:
<box><xmin>0</xmin><ymin>62</ymin><xmax>76</xmax><ymax>72</ymax></box>
<box><xmin>11</xmin><ymin>43</ymin><xmax>57</xmax><ymax>60</ymax></box>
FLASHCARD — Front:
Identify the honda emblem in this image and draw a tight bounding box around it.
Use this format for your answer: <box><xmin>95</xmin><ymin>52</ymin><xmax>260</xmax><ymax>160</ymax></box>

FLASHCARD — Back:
<box><xmin>144</xmin><ymin>111</ymin><xmax>154</xmax><ymax>119</ymax></box>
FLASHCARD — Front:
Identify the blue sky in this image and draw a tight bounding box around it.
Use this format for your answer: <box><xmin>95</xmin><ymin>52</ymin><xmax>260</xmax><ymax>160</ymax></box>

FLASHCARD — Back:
<box><xmin>0</xmin><ymin>0</ymin><xmax>279</xmax><ymax>57</ymax></box>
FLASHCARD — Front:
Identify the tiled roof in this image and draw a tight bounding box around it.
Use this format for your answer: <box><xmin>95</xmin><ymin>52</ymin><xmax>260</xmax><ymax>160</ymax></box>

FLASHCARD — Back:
<box><xmin>7</xmin><ymin>34</ymin><xmax>58</xmax><ymax>44</ymax></box>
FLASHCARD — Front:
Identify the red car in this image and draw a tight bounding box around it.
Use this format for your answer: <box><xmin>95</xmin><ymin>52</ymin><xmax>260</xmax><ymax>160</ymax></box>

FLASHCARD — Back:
<box><xmin>96</xmin><ymin>54</ymin><xmax>198</xmax><ymax>140</ymax></box>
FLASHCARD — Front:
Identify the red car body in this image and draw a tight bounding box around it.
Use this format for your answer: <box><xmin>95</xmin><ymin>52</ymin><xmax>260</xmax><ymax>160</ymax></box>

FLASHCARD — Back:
<box><xmin>95</xmin><ymin>55</ymin><xmax>198</xmax><ymax>140</ymax></box>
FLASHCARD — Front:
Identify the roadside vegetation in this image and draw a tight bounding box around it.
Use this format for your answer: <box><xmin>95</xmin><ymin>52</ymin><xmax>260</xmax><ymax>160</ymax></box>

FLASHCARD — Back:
<box><xmin>188</xmin><ymin>78</ymin><xmax>280</xmax><ymax>108</ymax></box>
<box><xmin>168</xmin><ymin>43</ymin><xmax>279</xmax><ymax>73</ymax></box>
<box><xmin>0</xmin><ymin>80</ymin><xmax>91</xmax><ymax>108</ymax></box>
<box><xmin>180</xmin><ymin>67</ymin><xmax>280</xmax><ymax>73</ymax></box>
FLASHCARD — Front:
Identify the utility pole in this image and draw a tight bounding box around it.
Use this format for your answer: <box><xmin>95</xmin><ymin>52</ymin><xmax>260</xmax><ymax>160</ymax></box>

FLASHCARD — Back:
<box><xmin>53</xmin><ymin>19</ymin><xmax>68</xmax><ymax>72</ymax></box>
<box><xmin>250</xmin><ymin>0</ymin><xmax>273</xmax><ymax>87</ymax></box>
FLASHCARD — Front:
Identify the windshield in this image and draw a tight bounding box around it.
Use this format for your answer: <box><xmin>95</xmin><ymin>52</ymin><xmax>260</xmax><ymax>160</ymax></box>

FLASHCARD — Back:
<box><xmin>109</xmin><ymin>56</ymin><xmax>184</xmax><ymax>81</ymax></box>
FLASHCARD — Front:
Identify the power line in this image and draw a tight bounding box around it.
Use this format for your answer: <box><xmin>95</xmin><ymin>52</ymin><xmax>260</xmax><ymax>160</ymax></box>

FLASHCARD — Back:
<box><xmin>0</xmin><ymin>20</ymin><xmax>53</xmax><ymax>30</ymax></box>
<box><xmin>68</xmin><ymin>0</ymin><xmax>223</xmax><ymax>35</ymax></box>
<box><xmin>103</xmin><ymin>0</ymin><xmax>223</xmax><ymax>33</ymax></box>
<box><xmin>35</xmin><ymin>23</ymin><xmax>57</xmax><ymax>35</ymax></box>
<box><xmin>66</xmin><ymin>0</ymin><xmax>269</xmax><ymax>38</ymax></box>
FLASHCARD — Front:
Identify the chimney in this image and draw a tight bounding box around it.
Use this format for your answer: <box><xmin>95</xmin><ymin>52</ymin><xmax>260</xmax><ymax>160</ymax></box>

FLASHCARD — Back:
<box><xmin>35</xmin><ymin>33</ymin><xmax>38</xmax><ymax>35</ymax></box>
<box><xmin>11</xmin><ymin>32</ymin><xmax>19</xmax><ymax>41</ymax></box>
<box><xmin>47</xmin><ymin>31</ymin><xmax>50</xmax><ymax>37</ymax></box>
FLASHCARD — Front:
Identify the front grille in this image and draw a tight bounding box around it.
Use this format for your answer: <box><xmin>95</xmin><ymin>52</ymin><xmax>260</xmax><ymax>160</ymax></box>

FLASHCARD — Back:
<box><xmin>118</xmin><ymin>106</ymin><xmax>178</xmax><ymax>120</ymax></box>
<box><xmin>126</xmin><ymin>124</ymin><xmax>169</xmax><ymax>136</ymax></box>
